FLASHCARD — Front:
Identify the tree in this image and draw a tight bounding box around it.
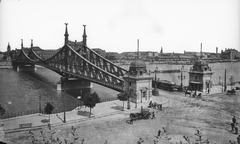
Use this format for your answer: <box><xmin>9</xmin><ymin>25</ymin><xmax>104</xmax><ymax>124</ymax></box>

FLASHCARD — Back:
<box><xmin>91</xmin><ymin>92</ymin><xmax>100</xmax><ymax>103</ymax></box>
<box><xmin>0</xmin><ymin>104</ymin><xmax>6</xmax><ymax>118</ymax></box>
<box><xmin>117</xmin><ymin>91</ymin><xmax>128</xmax><ymax>111</ymax></box>
<box><xmin>83</xmin><ymin>92</ymin><xmax>99</xmax><ymax>118</ymax></box>
<box><xmin>44</xmin><ymin>102</ymin><xmax>54</xmax><ymax>126</ymax></box>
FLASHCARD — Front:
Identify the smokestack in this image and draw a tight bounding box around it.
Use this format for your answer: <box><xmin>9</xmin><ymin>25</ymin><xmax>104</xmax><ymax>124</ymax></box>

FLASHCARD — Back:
<box><xmin>21</xmin><ymin>39</ymin><xmax>23</xmax><ymax>49</ymax></box>
<box><xmin>216</xmin><ymin>47</ymin><xmax>218</xmax><ymax>54</ymax></box>
<box><xmin>31</xmin><ymin>39</ymin><xmax>33</xmax><ymax>48</ymax></box>
<box><xmin>137</xmin><ymin>39</ymin><xmax>139</xmax><ymax>58</ymax></box>
<box><xmin>200</xmin><ymin>43</ymin><xmax>202</xmax><ymax>59</ymax></box>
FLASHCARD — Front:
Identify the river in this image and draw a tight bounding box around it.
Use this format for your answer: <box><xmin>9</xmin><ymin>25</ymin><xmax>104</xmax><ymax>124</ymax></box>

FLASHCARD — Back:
<box><xmin>0</xmin><ymin>61</ymin><xmax>239</xmax><ymax>115</ymax></box>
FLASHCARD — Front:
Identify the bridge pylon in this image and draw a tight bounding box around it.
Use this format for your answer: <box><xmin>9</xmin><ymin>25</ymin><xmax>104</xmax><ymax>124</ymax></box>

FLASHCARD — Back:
<box><xmin>57</xmin><ymin>77</ymin><xmax>92</xmax><ymax>97</ymax></box>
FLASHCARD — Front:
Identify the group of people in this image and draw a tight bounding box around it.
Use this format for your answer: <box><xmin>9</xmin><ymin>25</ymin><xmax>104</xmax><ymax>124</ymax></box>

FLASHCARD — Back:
<box><xmin>231</xmin><ymin>116</ymin><xmax>239</xmax><ymax>134</ymax></box>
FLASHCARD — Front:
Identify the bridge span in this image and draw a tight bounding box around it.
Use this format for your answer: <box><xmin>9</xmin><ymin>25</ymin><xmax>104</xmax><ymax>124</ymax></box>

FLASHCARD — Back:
<box><xmin>12</xmin><ymin>24</ymin><xmax>127</xmax><ymax>92</ymax></box>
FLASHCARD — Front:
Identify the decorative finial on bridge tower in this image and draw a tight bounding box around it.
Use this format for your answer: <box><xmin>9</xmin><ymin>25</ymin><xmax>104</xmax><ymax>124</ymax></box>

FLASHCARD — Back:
<box><xmin>21</xmin><ymin>39</ymin><xmax>23</xmax><ymax>49</ymax></box>
<box><xmin>7</xmin><ymin>42</ymin><xmax>11</xmax><ymax>53</ymax></box>
<box><xmin>82</xmin><ymin>25</ymin><xmax>87</xmax><ymax>46</ymax></box>
<box><xmin>31</xmin><ymin>39</ymin><xmax>33</xmax><ymax>48</ymax></box>
<box><xmin>64</xmin><ymin>23</ymin><xmax>69</xmax><ymax>45</ymax></box>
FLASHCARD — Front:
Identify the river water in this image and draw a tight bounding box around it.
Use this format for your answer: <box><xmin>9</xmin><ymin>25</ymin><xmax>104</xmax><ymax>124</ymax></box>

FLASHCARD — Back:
<box><xmin>0</xmin><ymin>62</ymin><xmax>239</xmax><ymax>115</ymax></box>
<box><xmin>0</xmin><ymin>67</ymin><xmax>119</xmax><ymax>115</ymax></box>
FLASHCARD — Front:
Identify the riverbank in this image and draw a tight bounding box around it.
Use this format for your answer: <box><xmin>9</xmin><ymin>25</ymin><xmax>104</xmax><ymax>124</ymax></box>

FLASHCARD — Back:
<box><xmin>2</xmin><ymin>86</ymin><xmax>240</xmax><ymax>143</ymax></box>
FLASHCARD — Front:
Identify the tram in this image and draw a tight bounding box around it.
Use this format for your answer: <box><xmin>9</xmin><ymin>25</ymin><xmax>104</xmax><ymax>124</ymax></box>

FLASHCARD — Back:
<box><xmin>153</xmin><ymin>80</ymin><xmax>180</xmax><ymax>91</ymax></box>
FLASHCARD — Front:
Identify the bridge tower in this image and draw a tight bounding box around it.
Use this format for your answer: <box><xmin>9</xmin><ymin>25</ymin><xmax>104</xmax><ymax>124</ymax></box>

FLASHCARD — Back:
<box><xmin>57</xmin><ymin>24</ymin><xmax>92</xmax><ymax>97</ymax></box>
<box><xmin>188</xmin><ymin>59</ymin><xmax>214</xmax><ymax>93</ymax></box>
<box><xmin>123</xmin><ymin>40</ymin><xmax>153</xmax><ymax>108</ymax></box>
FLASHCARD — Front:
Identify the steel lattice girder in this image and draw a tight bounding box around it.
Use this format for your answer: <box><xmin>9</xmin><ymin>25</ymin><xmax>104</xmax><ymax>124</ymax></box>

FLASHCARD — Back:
<box><xmin>12</xmin><ymin>45</ymin><xmax>126</xmax><ymax>91</ymax></box>
<box><xmin>45</xmin><ymin>45</ymin><xmax>124</xmax><ymax>91</ymax></box>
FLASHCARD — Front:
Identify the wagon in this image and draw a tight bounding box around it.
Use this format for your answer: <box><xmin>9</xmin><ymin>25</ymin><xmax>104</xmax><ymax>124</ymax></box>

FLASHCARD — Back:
<box><xmin>129</xmin><ymin>109</ymin><xmax>151</xmax><ymax>121</ymax></box>
<box><xmin>227</xmin><ymin>89</ymin><xmax>236</xmax><ymax>95</ymax></box>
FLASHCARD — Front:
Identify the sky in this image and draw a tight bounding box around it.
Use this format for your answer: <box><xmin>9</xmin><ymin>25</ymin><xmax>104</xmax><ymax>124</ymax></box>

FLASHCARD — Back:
<box><xmin>0</xmin><ymin>0</ymin><xmax>239</xmax><ymax>53</ymax></box>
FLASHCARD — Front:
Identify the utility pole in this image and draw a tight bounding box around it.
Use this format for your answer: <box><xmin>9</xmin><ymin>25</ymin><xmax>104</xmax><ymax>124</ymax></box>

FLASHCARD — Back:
<box><xmin>127</xmin><ymin>75</ymin><xmax>130</xmax><ymax>110</ymax></box>
<box><xmin>155</xmin><ymin>67</ymin><xmax>158</xmax><ymax>88</ymax></box>
<box><xmin>39</xmin><ymin>95</ymin><xmax>41</xmax><ymax>114</ymax></box>
<box><xmin>61</xmin><ymin>77</ymin><xmax>66</xmax><ymax>123</ymax></box>
<box><xmin>224</xmin><ymin>69</ymin><xmax>227</xmax><ymax>91</ymax></box>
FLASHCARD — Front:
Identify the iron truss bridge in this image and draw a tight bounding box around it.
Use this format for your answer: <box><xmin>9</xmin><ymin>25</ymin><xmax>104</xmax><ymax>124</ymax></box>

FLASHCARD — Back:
<box><xmin>12</xmin><ymin>45</ymin><xmax>127</xmax><ymax>92</ymax></box>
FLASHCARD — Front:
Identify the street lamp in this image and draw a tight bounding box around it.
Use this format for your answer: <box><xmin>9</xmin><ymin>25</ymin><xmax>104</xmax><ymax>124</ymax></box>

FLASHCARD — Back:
<box><xmin>178</xmin><ymin>66</ymin><xmax>185</xmax><ymax>89</ymax></box>
<box><xmin>140</xmin><ymin>89</ymin><xmax>143</xmax><ymax>103</ymax></box>
<box><xmin>39</xmin><ymin>95</ymin><xmax>41</xmax><ymax>114</ymax></box>
<box><xmin>155</xmin><ymin>67</ymin><xmax>158</xmax><ymax>88</ymax></box>
<box><xmin>77</xmin><ymin>96</ymin><xmax>81</xmax><ymax>109</ymax></box>
<box><xmin>61</xmin><ymin>76</ymin><xmax>67</xmax><ymax>123</ymax></box>
<box><xmin>127</xmin><ymin>75</ymin><xmax>131</xmax><ymax>110</ymax></box>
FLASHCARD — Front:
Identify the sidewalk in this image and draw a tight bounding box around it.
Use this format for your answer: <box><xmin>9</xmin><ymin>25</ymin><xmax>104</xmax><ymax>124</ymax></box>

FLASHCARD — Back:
<box><xmin>0</xmin><ymin>96</ymin><xmax>169</xmax><ymax>134</ymax></box>
<box><xmin>1</xmin><ymin>85</ymin><xmax>228</xmax><ymax>135</ymax></box>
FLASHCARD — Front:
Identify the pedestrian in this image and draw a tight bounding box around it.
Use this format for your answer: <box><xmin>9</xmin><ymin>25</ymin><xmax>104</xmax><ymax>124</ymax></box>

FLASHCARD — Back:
<box><xmin>157</xmin><ymin>130</ymin><xmax>161</xmax><ymax>137</ymax></box>
<box><xmin>237</xmin><ymin>135</ymin><xmax>240</xmax><ymax>144</ymax></box>
<box><xmin>152</xmin><ymin>111</ymin><xmax>155</xmax><ymax>119</ymax></box>
<box><xmin>231</xmin><ymin>122</ymin><xmax>235</xmax><ymax>132</ymax></box>
<box><xmin>233</xmin><ymin>116</ymin><xmax>237</xmax><ymax>124</ymax></box>
<box><xmin>235</xmin><ymin>123</ymin><xmax>239</xmax><ymax>135</ymax></box>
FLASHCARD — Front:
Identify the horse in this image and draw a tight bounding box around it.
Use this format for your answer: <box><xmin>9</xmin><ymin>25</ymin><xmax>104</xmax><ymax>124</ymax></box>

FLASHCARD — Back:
<box><xmin>184</xmin><ymin>90</ymin><xmax>192</xmax><ymax>97</ymax></box>
<box><xmin>195</xmin><ymin>93</ymin><xmax>202</xmax><ymax>99</ymax></box>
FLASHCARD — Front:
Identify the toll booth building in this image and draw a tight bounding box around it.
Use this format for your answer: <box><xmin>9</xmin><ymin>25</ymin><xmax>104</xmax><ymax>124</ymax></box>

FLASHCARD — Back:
<box><xmin>188</xmin><ymin>60</ymin><xmax>214</xmax><ymax>93</ymax></box>
<box><xmin>123</xmin><ymin>59</ymin><xmax>153</xmax><ymax>103</ymax></box>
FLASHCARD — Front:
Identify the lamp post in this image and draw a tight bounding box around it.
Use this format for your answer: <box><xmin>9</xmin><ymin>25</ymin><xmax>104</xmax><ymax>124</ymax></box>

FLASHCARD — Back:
<box><xmin>127</xmin><ymin>75</ymin><xmax>130</xmax><ymax>110</ymax></box>
<box><xmin>140</xmin><ymin>89</ymin><xmax>143</xmax><ymax>103</ymax></box>
<box><xmin>178</xmin><ymin>66</ymin><xmax>185</xmax><ymax>89</ymax></box>
<box><xmin>39</xmin><ymin>95</ymin><xmax>41</xmax><ymax>114</ymax></box>
<box><xmin>61</xmin><ymin>76</ymin><xmax>66</xmax><ymax>123</ymax></box>
<box><xmin>155</xmin><ymin>67</ymin><xmax>158</xmax><ymax>88</ymax></box>
<box><xmin>148</xmin><ymin>70</ymin><xmax>151</xmax><ymax>101</ymax></box>
<box><xmin>77</xmin><ymin>96</ymin><xmax>81</xmax><ymax>109</ymax></box>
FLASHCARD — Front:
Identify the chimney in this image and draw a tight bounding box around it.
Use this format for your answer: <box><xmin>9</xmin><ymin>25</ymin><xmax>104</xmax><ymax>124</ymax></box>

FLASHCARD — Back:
<box><xmin>200</xmin><ymin>43</ymin><xmax>202</xmax><ymax>59</ymax></box>
<box><xmin>21</xmin><ymin>39</ymin><xmax>23</xmax><ymax>49</ymax></box>
<box><xmin>31</xmin><ymin>39</ymin><xmax>33</xmax><ymax>48</ymax></box>
<box><xmin>137</xmin><ymin>39</ymin><xmax>139</xmax><ymax>58</ymax></box>
<box><xmin>216</xmin><ymin>47</ymin><xmax>218</xmax><ymax>54</ymax></box>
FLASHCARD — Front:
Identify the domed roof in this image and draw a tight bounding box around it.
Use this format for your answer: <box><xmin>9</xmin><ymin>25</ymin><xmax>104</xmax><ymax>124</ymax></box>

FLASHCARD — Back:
<box><xmin>130</xmin><ymin>59</ymin><xmax>146</xmax><ymax>68</ymax></box>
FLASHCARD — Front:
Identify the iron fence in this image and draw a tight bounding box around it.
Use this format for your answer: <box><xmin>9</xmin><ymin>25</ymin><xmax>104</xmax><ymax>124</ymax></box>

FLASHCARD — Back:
<box><xmin>0</xmin><ymin>98</ymin><xmax>118</xmax><ymax>119</ymax></box>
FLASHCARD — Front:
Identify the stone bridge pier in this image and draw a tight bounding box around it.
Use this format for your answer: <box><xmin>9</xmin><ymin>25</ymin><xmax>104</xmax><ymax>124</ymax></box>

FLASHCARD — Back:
<box><xmin>12</xmin><ymin>63</ymin><xmax>37</xmax><ymax>72</ymax></box>
<box><xmin>57</xmin><ymin>77</ymin><xmax>92</xmax><ymax>97</ymax></box>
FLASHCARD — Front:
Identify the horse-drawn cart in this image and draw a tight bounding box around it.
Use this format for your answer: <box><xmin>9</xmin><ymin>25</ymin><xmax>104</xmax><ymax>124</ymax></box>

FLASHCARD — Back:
<box><xmin>148</xmin><ymin>101</ymin><xmax>162</xmax><ymax>110</ymax></box>
<box><xmin>127</xmin><ymin>109</ymin><xmax>152</xmax><ymax>124</ymax></box>
<box><xmin>227</xmin><ymin>89</ymin><xmax>237</xmax><ymax>95</ymax></box>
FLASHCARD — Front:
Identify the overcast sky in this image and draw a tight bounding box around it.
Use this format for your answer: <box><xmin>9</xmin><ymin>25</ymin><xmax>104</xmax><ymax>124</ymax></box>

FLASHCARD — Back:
<box><xmin>0</xmin><ymin>0</ymin><xmax>239</xmax><ymax>53</ymax></box>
